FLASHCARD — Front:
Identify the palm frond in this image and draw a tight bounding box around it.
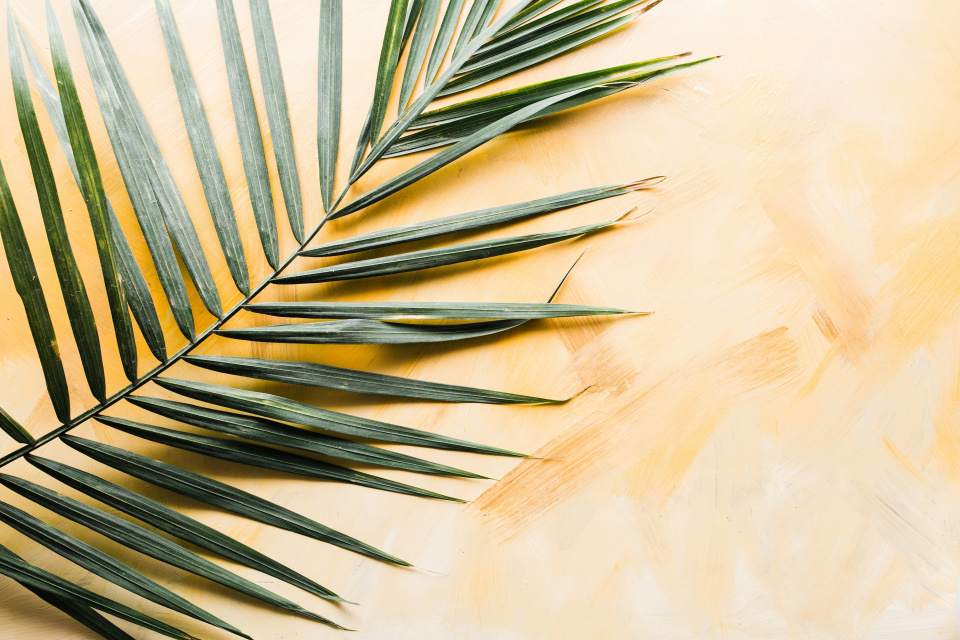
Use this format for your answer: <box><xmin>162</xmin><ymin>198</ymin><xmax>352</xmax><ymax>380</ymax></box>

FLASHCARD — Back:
<box><xmin>0</xmin><ymin>1</ymin><xmax>713</xmax><ymax>637</ymax></box>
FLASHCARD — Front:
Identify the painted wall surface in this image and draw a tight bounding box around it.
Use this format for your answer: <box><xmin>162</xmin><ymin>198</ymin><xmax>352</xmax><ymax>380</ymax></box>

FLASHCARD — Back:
<box><xmin>0</xmin><ymin>0</ymin><xmax>958</xmax><ymax>638</ymax></box>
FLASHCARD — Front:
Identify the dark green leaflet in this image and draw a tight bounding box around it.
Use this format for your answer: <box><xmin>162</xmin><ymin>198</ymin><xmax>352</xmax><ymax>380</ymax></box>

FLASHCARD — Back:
<box><xmin>215</xmin><ymin>0</ymin><xmax>280</xmax><ymax>269</ymax></box>
<box><xmin>216</xmin><ymin>318</ymin><xmax>522</xmax><ymax>345</ymax></box>
<box><xmin>411</xmin><ymin>55</ymin><xmax>686</xmax><ymax>128</ymax></box>
<box><xmin>185</xmin><ymin>355</ymin><xmax>560</xmax><ymax>404</ymax></box>
<box><xmin>317</xmin><ymin>0</ymin><xmax>342</xmax><ymax>212</ymax></box>
<box><xmin>8</xmin><ymin>11</ymin><xmax>106</xmax><ymax>400</ymax></box>
<box><xmin>287</xmin><ymin>214</ymin><xmax>623</xmax><ymax>285</ymax></box>
<box><xmin>62</xmin><ymin>435</ymin><xmax>411</xmax><ymax>565</ymax></box>
<box><xmin>26</xmin><ymin>454</ymin><xmax>345</xmax><ymax>603</ymax></box>
<box><xmin>348</xmin><ymin>105</ymin><xmax>374</xmax><ymax>179</ymax></box>
<box><xmin>12</xmin><ymin>584</ymin><xmax>136</xmax><ymax>640</ymax></box>
<box><xmin>424</xmin><ymin>0</ymin><xmax>464</xmax><ymax>85</ymax></box>
<box><xmin>335</xmin><ymin>86</ymin><xmax>590</xmax><ymax>217</ymax></box>
<box><xmin>0</xmin><ymin>499</ymin><xmax>248</xmax><ymax>639</ymax></box>
<box><xmin>476</xmin><ymin>0</ymin><xmax>501</xmax><ymax>36</ymax></box>
<box><xmin>398</xmin><ymin>0</ymin><xmax>441</xmax><ymax>109</ymax></box>
<box><xmin>0</xmin><ymin>474</ymin><xmax>343</xmax><ymax>628</ymax></box>
<box><xmin>44</xmin><ymin>3</ymin><xmax>140</xmax><ymax>384</ymax></box>
<box><xmin>155</xmin><ymin>0</ymin><xmax>250</xmax><ymax>294</ymax></box>
<box><xmin>401</xmin><ymin>0</ymin><xmax>425</xmax><ymax>49</ymax></box>
<box><xmin>439</xmin><ymin>13</ymin><xmax>638</xmax><ymax>97</ymax></box>
<box><xmin>309</xmin><ymin>179</ymin><xmax>657</xmax><ymax>256</ymax></box>
<box><xmin>154</xmin><ymin>377</ymin><xmax>523</xmax><ymax>456</ymax></box>
<box><xmin>70</xmin><ymin>0</ymin><xmax>197</xmax><ymax>339</ymax></box>
<box><xmin>128</xmin><ymin>395</ymin><xmax>485</xmax><ymax>478</ymax></box>
<box><xmin>0</xmin><ymin>406</ymin><xmax>33</xmax><ymax>444</ymax></box>
<box><xmin>245</xmin><ymin>300</ymin><xmax>637</xmax><ymax>321</ymax></box>
<box><xmin>0</xmin><ymin>544</ymin><xmax>199</xmax><ymax>640</ymax></box>
<box><xmin>368</xmin><ymin>0</ymin><xmax>410</xmax><ymax>142</ymax></box>
<box><xmin>97</xmin><ymin>415</ymin><xmax>463</xmax><ymax>501</ymax></box>
<box><xmin>76</xmin><ymin>0</ymin><xmax>223</xmax><ymax>319</ymax></box>
<box><xmin>249</xmin><ymin>0</ymin><xmax>304</xmax><ymax>242</ymax></box>
<box><xmin>0</xmin><ymin>156</ymin><xmax>70</xmax><ymax>424</ymax></box>
<box><xmin>17</xmin><ymin>21</ymin><xmax>167</xmax><ymax>362</ymax></box>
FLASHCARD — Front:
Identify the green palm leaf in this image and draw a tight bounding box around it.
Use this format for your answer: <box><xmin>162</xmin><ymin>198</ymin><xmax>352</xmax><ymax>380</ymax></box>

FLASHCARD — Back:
<box><xmin>424</xmin><ymin>0</ymin><xmax>464</xmax><ymax>85</ymax></box>
<box><xmin>317</xmin><ymin>0</ymin><xmax>342</xmax><ymax>211</ymax></box>
<box><xmin>368</xmin><ymin>0</ymin><xmax>410</xmax><ymax>143</ymax></box>
<box><xmin>0</xmin><ymin>407</ymin><xmax>33</xmax><ymax>445</ymax></box>
<box><xmin>398</xmin><ymin>0</ymin><xmax>441</xmax><ymax>109</ymax></box>
<box><xmin>246</xmin><ymin>300</ymin><xmax>638</xmax><ymax>320</ymax></box>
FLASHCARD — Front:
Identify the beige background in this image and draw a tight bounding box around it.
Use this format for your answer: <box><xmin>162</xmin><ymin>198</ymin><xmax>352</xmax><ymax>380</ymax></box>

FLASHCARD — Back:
<box><xmin>0</xmin><ymin>0</ymin><xmax>959</xmax><ymax>638</ymax></box>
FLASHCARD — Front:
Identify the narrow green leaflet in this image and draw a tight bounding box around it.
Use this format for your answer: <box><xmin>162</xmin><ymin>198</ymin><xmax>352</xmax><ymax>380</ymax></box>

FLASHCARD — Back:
<box><xmin>70</xmin><ymin>1</ymin><xmax>197</xmax><ymax>339</ymax></box>
<box><xmin>0</xmin><ymin>158</ymin><xmax>69</xmax><ymax>424</ymax></box>
<box><xmin>215</xmin><ymin>0</ymin><xmax>280</xmax><ymax>269</ymax></box>
<box><xmin>97</xmin><ymin>415</ymin><xmax>463</xmax><ymax>501</ymax></box>
<box><xmin>288</xmin><ymin>213</ymin><xmax>625</xmax><ymax>284</ymax></box>
<box><xmin>452</xmin><ymin>0</ymin><xmax>493</xmax><ymax>58</ymax></box>
<box><xmin>0</xmin><ymin>406</ymin><xmax>32</xmax><ymax>444</ymax></box>
<box><xmin>424</xmin><ymin>0</ymin><xmax>464</xmax><ymax>85</ymax></box>
<box><xmin>128</xmin><ymin>395</ymin><xmax>485</xmax><ymax>477</ymax></box>
<box><xmin>401</xmin><ymin>0</ymin><xmax>425</xmax><ymax>50</ymax></box>
<box><xmin>317</xmin><ymin>0</ymin><xmax>342</xmax><ymax>212</ymax></box>
<box><xmin>348</xmin><ymin>106</ymin><xmax>374</xmax><ymax>179</ymax></box>
<box><xmin>0</xmin><ymin>544</ymin><xmax>200</xmax><ymax>640</ymax></box>
<box><xmin>412</xmin><ymin>55</ymin><xmax>686</xmax><ymax>128</ymax></box>
<box><xmin>155</xmin><ymin>0</ymin><xmax>250</xmax><ymax>294</ymax></box>
<box><xmin>0</xmin><ymin>473</ymin><xmax>343</xmax><ymax>628</ymax></box>
<box><xmin>184</xmin><ymin>355</ymin><xmax>560</xmax><ymax>404</ymax></box>
<box><xmin>336</xmin><ymin>85</ymin><xmax>588</xmax><ymax>217</ymax></box>
<box><xmin>18</xmin><ymin>23</ymin><xmax>167</xmax><ymax>362</ymax></box>
<box><xmin>154</xmin><ymin>377</ymin><xmax>523</xmax><ymax>455</ymax></box>
<box><xmin>250</xmin><ymin>0</ymin><xmax>304</xmax><ymax>242</ymax></box>
<box><xmin>476</xmin><ymin>0</ymin><xmax>603</xmax><ymax>58</ymax></box>
<box><xmin>76</xmin><ymin>0</ymin><xmax>223</xmax><ymax>319</ymax></box>
<box><xmin>62</xmin><ymin>435</ymin><xmax>412</xmax><ymax>565</ymax></box>
<box><xmin>217</xmin><ymin>318</ymin><xmax>523</xmax><ymax>345</ymax></box>
<box><xmin>0</xmin><ymin>499</ymin><xmax>248</xmax><ymax>639</ymax></box>
<box><xmin>398</xmin><ymin>0</ymin><xmax>441</xmax><ymax>109</ymax></box>
<box><xmin>368</xmin><ymin>0</ymin><xmax>410</xmax><ymax>142</ymax></box>
<box><xmin>476</xmin><ymin>0</ymin><xmax>501</xmax><ymax>35</ymax></box>
<box><xmin>9</xmin><ymin>11</ymin><xmax>106</xmax><ymax>399</ymax></box>
<box><xmin>26</xmin><ymin>454</ymin><xmax>344</xmax><ymax>602</ymax></box>
<box><xmin>45</xmin><ymin>4</ymin><xmax>141</xmax><ymax>384</ymax></box>
<box><xmin>310</xmin><ymin>179</ymin><xmax>657</xmax><ymax>255</ymax></box>
<box><xmin>245</xmin><ymin>300</ymin><xmax>637</xmax><ymax>320</ymax></box>
<box><xmin>440</xmin><ymin>13</ymin><xmax>638</xmax><ymax>96</ymax></box>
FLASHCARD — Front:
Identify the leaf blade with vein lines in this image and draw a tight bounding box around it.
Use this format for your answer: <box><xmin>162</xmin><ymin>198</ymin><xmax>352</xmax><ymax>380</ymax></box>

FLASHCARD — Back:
<box><xmin>0</xmin><ymin>474</ymin><xmax>345</xmax><ymax>628</ymax></box>
<box><xmin>0</xmin><ymin>407</ymin><xmax>33</xmax><ymax>444</ymax></box>
<box><xmin>128</xmin><ymin>395</ymin><xmax>485</xmax><ymax>477</ymax></box>
<box><xmin>62</xmin><ymin>435</ymin><xmax>411</xmax><ymax>565</ymax></box>
<box><xmin>184</xmin><ymin>355</ymin><xmax>561</xmax><ymax>403</ymax></box>
<box><xmin>245</xmin><ymin>300</ymin><xmax>639</xmax><ymax>320</ymax></box>
<box><xmin>215</xmin><ymin>0</ymin><xmax>280</xmax><ymax>269</ymax></box>
<box><xmin>317</xmin><ymin>0</ymin><xmax>342</xmax><ymax>212</ymax></box>
<box><xmin>368</xmin><ymin>0</ymin><xmax>409</xmax><ymax>143</ymax></box>
<box><xmin>424</xmin><ymin>0</ymin><xmax>463</xmax><ymax>85</ymax></box>
<box><xmin>9</xmin><ymin>10</ymin><xmax>106</xmax><ymax>399</ymax></box>
<box><xmin>0</xmin><ymin>499</ymin><xmax>249</xmax><ymax>639</ymax></box>
<box><xmin>17</xmin><ymin>22</ymin><xmax>167</xmax><ymax>361</ymax></box>
<box><xmin>76</xmin><ymin>0</ymin><xmax>223</xmax><ymax>319</ymax></box>
<box><xmin>249</xmin><ymin>0</ymin><xmax>304</xmax><ymax>242</ymax></box>
<box><xmin>216</xmin><ymin>318</ymin><xmax>523</xmax><ymax>345</ymax></box>
<box><xmin>0</xmin><ymin>157</ymin><xmax>70</xmax><ymax>424</ymax></box>
<box><xmin>154</xmin><ymin>377</ymin><xmax>523</xmax><ymax>455</ymax></box>
<box><xmin>155</xmin><ymin>0</ymin><xmax>250</xmax><ymax>294</ymax></box>
<box><xmin>26</xmin><ymin>454</ymin><xmax>345</xmax><ymax>602</ymax></box>
<box><xmin>96</xmin><ymin>415</ymin><xmax>464</xmax><ymax>501</ymax></box>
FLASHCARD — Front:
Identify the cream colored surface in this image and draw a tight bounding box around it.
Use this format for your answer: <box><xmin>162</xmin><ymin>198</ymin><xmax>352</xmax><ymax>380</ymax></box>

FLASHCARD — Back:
<box><xmin>0</xmin><ymin>0</ymin><xmax>958</xmax><ymax>638</ymax></box>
